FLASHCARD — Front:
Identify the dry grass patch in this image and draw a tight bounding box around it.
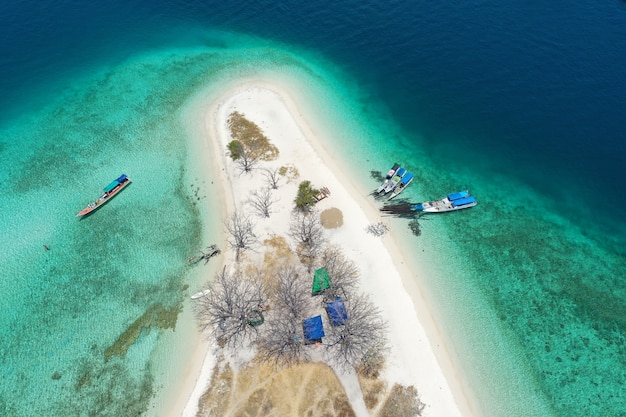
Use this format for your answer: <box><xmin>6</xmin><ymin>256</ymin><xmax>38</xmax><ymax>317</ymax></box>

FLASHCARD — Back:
<box><xmin>263</xmin><ymin>235</ymin><xmax>295</xmax><ymax>270</ymax></box>
<box><xmin>278</xmin><ymin>164</ymin><xmax>300</xmax><ymax>183</ymax></box>
<box><xmin>262</xmin><ymin>235</ymin><xmax>298</xmax><ymax>297</ymax></box>
<box><xmin>202</xmin><ymin>357</ymin><xmax>356</xmax><ymax>417</ymax></box>
<box><xmin>196</xmin><ymin>363</ymin><xmax>234</xmax><ymax>417</ymax></box>
<box><xmin>358</xmin><ymin>375</ymin><xmax>387</xmax><ymax>411</ymax></box>
<box><xmin>377</xmin><ymin>384</ymin><xmax>426</xmax><ymax>417</ymax></box>
<box><xmin>320</xmin><ymin>207</ymin><xmax>344</xmax><ymax>229</ymax></box>
<box><xmin>227</xmin><ymin>111</ymin><xmax>279</xmax><ymax>161</ymax></box>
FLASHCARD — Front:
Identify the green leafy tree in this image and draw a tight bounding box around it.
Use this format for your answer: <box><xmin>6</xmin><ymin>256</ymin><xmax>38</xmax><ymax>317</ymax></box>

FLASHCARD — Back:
<box><xmin>226</xmin><ymin>111</ymin><xmax>279</xmax><ymax>169</ymax></box>
<box><xmin>294</xmin><ymin>180</ymin><xmax>319</xmax><ymax>211</ymax></box>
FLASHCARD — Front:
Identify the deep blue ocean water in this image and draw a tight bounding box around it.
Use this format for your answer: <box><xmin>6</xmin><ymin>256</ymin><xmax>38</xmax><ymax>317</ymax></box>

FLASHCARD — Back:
<box><xmin>1</xmin><ymin>1</ymin><xmax>625</xmax><ymax>416</ymax></box>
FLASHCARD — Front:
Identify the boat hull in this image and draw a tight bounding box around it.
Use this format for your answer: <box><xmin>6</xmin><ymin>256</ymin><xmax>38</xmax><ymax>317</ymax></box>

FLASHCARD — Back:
<box><xmin>381</xmin><ymin>167</ymin><xmax>407</xmax><ymax>194</ymax></box>
<box><xmin>413</xmin><ymin>191</ymin><xmax>476</xmax><ymax>213</ymax></box>
<box><xmin>388</xmin><ymin>173</ymin><xmax>414</xmax><ymax>200</ymax></box>
<box><xmin>375</xmin><ymin>163</ymin><xmax>400</xmax><ymax>193</ymax></box>
<box><xmin>419</xmin><ymin>200</ymin><xmax>477</xmax><ymax>212</ymax></box>
<box><xmin>76</xmin><ymin>175</ymin><xmax>131</xmax><ymax>217</ymax></box>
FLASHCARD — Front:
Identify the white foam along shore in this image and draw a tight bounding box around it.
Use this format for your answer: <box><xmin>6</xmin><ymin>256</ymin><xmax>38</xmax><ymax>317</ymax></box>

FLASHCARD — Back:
<box><xmin>175</xmin><ymin>78</ymin><xmax>477</xmax><ymax>417</ymax></box>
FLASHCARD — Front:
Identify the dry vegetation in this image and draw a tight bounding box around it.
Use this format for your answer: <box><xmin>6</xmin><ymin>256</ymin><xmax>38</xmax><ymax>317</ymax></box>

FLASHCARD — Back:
<box><xmin>377</xmin><ymin>384</ymin><xmax>426</xmax><ymax>417</ymax></box>
<box><xmin>197</xmin><ymin>363</ymin><xmax>234</xmax><ymax>417</ymax></box>
<box><xmin>227</xmin><ymin>111</ymin><xmax>279</xmax><ymax>162</ymax></box>
<box><xmin>263</xmin><ymin>235</ymin><xmax>295</xmax><ymax>267</ymax></box>
<box><xmin>320</xmin><ymin>207</ymin><xmax>344</xmax><ymax>229</ymax></box>
<box><xmin>359</xmin><ymin>375</ymin><xmax>387</xmax><ymax>410</ymax></box>
<box><xmin>278</xmin><ymin>164</ymin><xmax>300</xmax><ymax>183</ymax></box>
<box><xmin>196</xmin><ymin>357</ymin><xmax>356</xmax><ymax>417</ymax></box>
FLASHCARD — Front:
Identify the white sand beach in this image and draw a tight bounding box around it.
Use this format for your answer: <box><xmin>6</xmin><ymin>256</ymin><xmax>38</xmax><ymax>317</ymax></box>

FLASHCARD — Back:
<box><xmin>173</xmin><ymin>80</ymin><xmax>476</xmax><ymax>417</ymax></box>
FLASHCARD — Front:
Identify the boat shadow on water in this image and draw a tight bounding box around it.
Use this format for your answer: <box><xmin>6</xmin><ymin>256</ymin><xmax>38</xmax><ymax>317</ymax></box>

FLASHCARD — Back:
<box><xmin>380</xmin><ymin>191</ymin><xmax>477</xmax><ymax>218</ymax></box>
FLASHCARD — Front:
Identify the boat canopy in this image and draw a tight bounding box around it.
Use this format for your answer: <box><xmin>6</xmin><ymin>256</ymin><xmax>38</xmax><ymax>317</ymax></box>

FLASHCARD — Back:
<box><xmin>411</xmin><ymin>203</ymin><xmax>424</xmax><ymax>211</ymax></box>
<box><xmin>104</xmin><ymin>180</ymin><xmax>121</xmax><ymax>193</ymax></box>
<box><xmin>325</xmin><ymin>297</ymin><xmax>348</xmax><ymax>326</ymax></box>
<box><xmin>401</xmin><ymin>173</ymin><xmax>414</xmax><ymax>184</ymax></box>
<box><xmin>303</xmin><ymin>315</ymin><xmax>325</xmax><ymax>341</ymax></box>
<box><xmin>104</xmin><ymin>174</ymin><xmax>128</xmax><ymax>192</ymax></box>
<box><xmin>395</xmin><ymin>167</ymin><xmax>406</xmax><ymax>177</ymax></box>
<box><xmin>448</xmin><ymin>191</ymin><xmax>469</xmax><ymax>201</ymax></box>
<box><xmin>312</xmin><ymin>267</ymin><xmax>331</xmax><ymax>295</ymax></box>
<box><xmin>386</xmin><ymin>163</ymin><xmax>400</xmax><ymax>178</ymax></box>
<box><xmin>452</xmin><ymin>196</ymin><xmax>476</xmax><ymax>207</ymax></box>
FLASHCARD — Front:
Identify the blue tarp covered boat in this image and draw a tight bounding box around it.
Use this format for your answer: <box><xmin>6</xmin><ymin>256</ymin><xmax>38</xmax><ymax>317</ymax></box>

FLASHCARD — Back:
<box><xmin>447</xmin><ymin>190</ymin><xmax>469</xmax><ymax>201</ymax></box>
<box><xmin>389</xmin><ymin>172</ymin><xmax>414</xmax><ymax>200</ymax></box>
<box><xmin>76</xmin><ymin>174</ymin><xmax>131</xmax><ymax>217</ymax></box>
<box><xmin>452</xmin><ymin>196</ymin><xmax>476</xmax><ymax>207</ymax></box>
<box><xmin>380</xmin><ymin>167</ymin><xmax>407</xmax><ymax>194</ymax></box>
<box><xmin>412</xmin><ymin>190</ymin><xmax>477</xmax><ymax>213</ymax></box>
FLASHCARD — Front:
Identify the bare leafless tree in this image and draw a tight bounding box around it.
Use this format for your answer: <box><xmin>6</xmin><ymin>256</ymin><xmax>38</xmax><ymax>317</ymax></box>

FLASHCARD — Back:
<box><xmin>272</xmin><ymin>264</ymin><xmax>314</xmax><ymax>320</ymax></box>
<box><xmin>188</xmin><ymin>244</ymin><xmax>221</xmax><ymax>265</ymax></box>
<box><xmin>225</xmin><ymin>210</ymin><xmax>257</xmax><ymax>261</ymax></box>
<box><xmin>263</xmin><ymin>167</ymin><xmax>281</xmax><ymax>190</ymax></box>
<box><xmin>357</xmin><ymin>341</ymin><xmax>388</xmax><ymax>378</ymax></box>
<box><xmin>234</xmin><ymin>141</ymin><xmax>262</xmax><ymax>174</ymax></box>
<box><xmin>318</xmin><ymin>245</ymin><xmax>360</xmax><ymax>298</ymax></box>
<box><xmin>325</xmin><ymin>293</ymin><xmax>388</xmax><ymax>370</ymax></box>
<box><xmin>258</xmin><ymin>264</ymin><xmax>313</xmax><ymax>367</ymax></box>
<box><xmin>193</xmin><ymin>267</ymin><xmax>267</xmax><ymax>349</ymax></box>
<box><xmin>248</xmin><ymin>187</ymin><xmax>278</xmax><ymax>218</ymax></box>
<box><xmin>288</xmin><ymin>209</ymin><xmax>327</xmax><ymax>271</ymax></box>
<box><xmin>258</xmin><ymin>317</ymin><xmax>310</xmax><ymax>367</ymax></box>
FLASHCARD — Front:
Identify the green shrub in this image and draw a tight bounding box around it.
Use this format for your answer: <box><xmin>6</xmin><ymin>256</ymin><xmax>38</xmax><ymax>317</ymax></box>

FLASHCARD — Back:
<box><xmin>294</xmin><ymin>180</ymin><xmax>319</xmax><ymax>211</ymax></box>
<box><xmin>227</xmin><ymin>140</ymin><xmax>243</xmax><ymax>160</ymax></box>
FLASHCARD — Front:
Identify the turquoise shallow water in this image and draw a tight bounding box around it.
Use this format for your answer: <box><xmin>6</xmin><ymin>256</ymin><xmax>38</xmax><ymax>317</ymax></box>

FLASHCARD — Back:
<box><xmin>0</xmin><ymin>44</ymin><xmax>220</xmax><ymax>415</ymax></box>
<box><xmin>265</xmin><ymin>46</ymin><xmax>626</xmax><ymax>416</ymax></box>
<box><xmin>1</xmin><ymin>15</ymin><xmax>626</xmax><ymax>417</ymax></box>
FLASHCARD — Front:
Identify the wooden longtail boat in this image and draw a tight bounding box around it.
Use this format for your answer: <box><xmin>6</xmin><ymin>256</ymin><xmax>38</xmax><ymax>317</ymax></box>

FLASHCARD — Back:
<box><xmin>76</xmin><ymin>174</ymin><xmax>131</xmax><ymax>217</ymax></box>
<box><xmin>375</xmin><ymin>163</ymin><xmax>400</xmax><ymax>193</ymax></box>
<box><xmin>388</xmin><ymin>172</ymin><xmax>414</xmax><ymax>200</ymax></box>
<box><xmin>381</xmin><ymin>167</ymin><xmax>407</xmax><ymax>194</ymax></box>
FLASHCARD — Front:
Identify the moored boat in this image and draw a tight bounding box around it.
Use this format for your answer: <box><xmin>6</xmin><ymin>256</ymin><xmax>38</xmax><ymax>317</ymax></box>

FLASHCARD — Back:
<box><xmin>388</xmin><ymin>172</ymin><xmax>414</xmax><ymax>200</ymax></box>
<box><xmin>191</xmin><ymin>289</ymin><xmax>211</xmax><ymax>300</ymax></box>
<box><xmin>412</xmin><ymin>190</ymin><xmax>476</xmax><ymax>212</ymax></box>
<box><xmin>76</xmin><ymin>174</ymin><xmax>131</xmax><ymax>217</ymax></box>
<box><xmin>381</xmin><ymin>167</ymin><xmax>406</xmax><ymax>194</ymax></box>
<box><xmin>375</xmin><ymin>163</ymin><xmax>400</xmax><ymax>193</ymax></box>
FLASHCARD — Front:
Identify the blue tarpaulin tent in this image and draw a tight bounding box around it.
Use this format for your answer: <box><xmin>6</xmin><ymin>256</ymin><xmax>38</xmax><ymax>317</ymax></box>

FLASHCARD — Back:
<box><xmin>325</xmin><ymin>297</ymin><xmax>348</xmax><ymax>326</ymax></box>
<box><xmin>303</xmin><ymin>315</ymin><xmax>325</xmax><ymax>343</ymax></box>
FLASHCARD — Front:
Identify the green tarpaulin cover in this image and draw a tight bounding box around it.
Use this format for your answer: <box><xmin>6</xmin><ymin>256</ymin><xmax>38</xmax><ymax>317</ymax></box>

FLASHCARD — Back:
<box><xmin>312</xmin><ymin>267</ymin><xmax>331</xmax><ymax>295</ymax></box>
